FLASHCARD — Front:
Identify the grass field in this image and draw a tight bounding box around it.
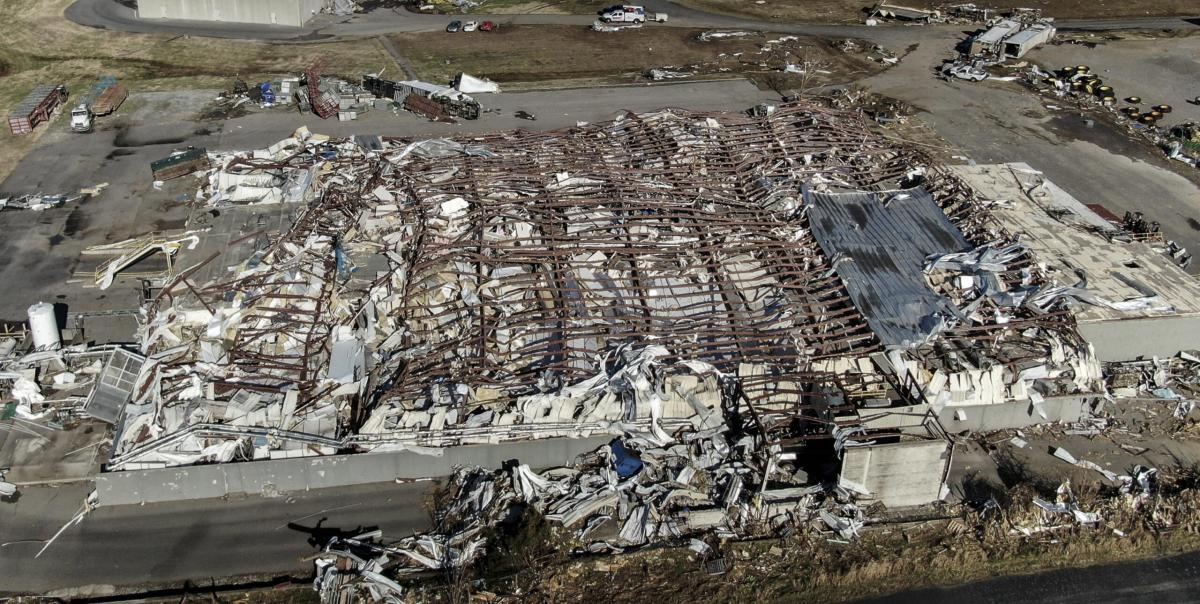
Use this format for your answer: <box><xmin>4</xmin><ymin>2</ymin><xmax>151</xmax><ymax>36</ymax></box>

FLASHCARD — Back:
<box><xmin>390</xmin><ymin>25</ymin><xmax>885</xmax><ymax>88</ymax></box>
<box><xmin>673</xmin><ymin>0</ymin><xmax>1200</xmax><ymax>23</ymax></box>
<box><xmin>0</xmin><ymin>0</ymin><xmax>390</xmax><ymax>186</ymax></box>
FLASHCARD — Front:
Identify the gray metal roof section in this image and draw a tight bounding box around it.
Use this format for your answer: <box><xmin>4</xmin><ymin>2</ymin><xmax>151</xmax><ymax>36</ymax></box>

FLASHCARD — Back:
<box><xmin>805</xmin><ymin>187</ymin><xmax>968</xmax><ymax>348</ymax></box>
<box><xmin>84</xmin><ymin>348</ymin><xmax>146</xmax><ymax>424</ymax></box>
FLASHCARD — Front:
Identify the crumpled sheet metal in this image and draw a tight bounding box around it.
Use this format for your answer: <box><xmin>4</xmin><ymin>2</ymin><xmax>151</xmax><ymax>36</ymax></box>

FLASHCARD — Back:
<box><xmin>312</xmin><ymin>426</ymin><xmax>866</xmax><ymax>603</ymax></box>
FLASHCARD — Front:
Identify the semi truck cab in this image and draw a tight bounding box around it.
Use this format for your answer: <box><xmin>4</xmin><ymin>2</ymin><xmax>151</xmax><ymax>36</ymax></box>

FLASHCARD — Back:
<box><xmin>70</xmin><ymin>103</ymin><xmax>93</xmax><ymax>133</ymax></box>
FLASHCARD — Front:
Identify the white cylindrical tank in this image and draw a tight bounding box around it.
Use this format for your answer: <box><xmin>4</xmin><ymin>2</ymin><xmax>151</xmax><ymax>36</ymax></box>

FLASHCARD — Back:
<box><xmin>27</xmin><ymin>302</ymin><xmax>61</xmax><ymax>351</ymax></box>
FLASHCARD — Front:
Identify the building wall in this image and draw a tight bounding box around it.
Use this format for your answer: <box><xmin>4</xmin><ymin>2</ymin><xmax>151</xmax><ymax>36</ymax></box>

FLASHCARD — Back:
<box><xmin>137</xmin><ymin>0</ymin><xmax>325</xmax><ymax>27</ymax></box>
<box><xmin>840</xmin><ymin>440</ymin><xmax>951</xmax><ymax>508</ymax></box>
<box><xmin>95</xmin><ymin>435</ymin><xmax>611</xmax><ymax>505</ymax></box>
<box><xmin>936</xmin><ymin>395</ymin><xmax>1093</xmax><ymax>432</ymax></box>
<box><xmin>1079</xmin><ymin>315</ymin><xmax>1200</xmax><ymax>362</ymax></box>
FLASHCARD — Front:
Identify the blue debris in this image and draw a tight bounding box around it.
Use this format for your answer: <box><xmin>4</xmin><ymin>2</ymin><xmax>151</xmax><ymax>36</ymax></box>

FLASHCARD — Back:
<box><xmin>610</xmin><ymin>438</ymin><xmax>643</xmax><ymax>478</ymax></box>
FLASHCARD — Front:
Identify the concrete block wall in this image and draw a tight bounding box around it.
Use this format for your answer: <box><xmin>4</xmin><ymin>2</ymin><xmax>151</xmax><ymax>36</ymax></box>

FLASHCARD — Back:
<box><xmin>95</xmin><ymin>436</ymin><xmax>612</xmax><ymax>505</ymax></box>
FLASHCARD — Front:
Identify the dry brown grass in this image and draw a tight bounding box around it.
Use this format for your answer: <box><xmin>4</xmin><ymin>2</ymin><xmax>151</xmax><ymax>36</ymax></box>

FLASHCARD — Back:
<box><xmin>467</xmin><ymin>476</ymin><xmax>1200</xmax><ymax>603</ymax></box>
<box><xmin>0</xmin><ymin>0</ymin><xmax>390</xmax><ymax>185</ymax></box>
<box><xmin>672</xmin><ymin>0</ymin><xmax>1199</xmax><ymax>24</ymax></box>
<box><xmin>389</xmin><ymin>26</ymin><xmax>883</xmax><ymax>88</ymax></box>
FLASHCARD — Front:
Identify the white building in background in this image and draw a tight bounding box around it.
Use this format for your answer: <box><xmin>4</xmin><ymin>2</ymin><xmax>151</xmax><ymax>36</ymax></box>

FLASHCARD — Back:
<box><xmin>136</xmin><ymin>0</ymin><xmax>326</xmax><ymax>27</ymax></box>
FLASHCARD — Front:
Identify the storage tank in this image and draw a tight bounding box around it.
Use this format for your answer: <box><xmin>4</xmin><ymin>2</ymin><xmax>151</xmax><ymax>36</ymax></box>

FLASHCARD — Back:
<box><xmin>26</xmin><ymin>302</ymin><xmax>60</xmax><ymax>350</ymax></box>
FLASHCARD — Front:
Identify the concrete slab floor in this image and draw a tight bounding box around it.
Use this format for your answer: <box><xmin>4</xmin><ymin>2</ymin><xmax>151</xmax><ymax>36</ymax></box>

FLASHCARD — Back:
<box><xmin>0</xmin><ymin>419</ymin><xmax>109</xmax><ymax>484</ymax></box>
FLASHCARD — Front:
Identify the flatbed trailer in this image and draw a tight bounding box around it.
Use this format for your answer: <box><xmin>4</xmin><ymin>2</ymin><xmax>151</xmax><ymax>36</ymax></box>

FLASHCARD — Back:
<box><xmin>91</xmin><ymin>83</ymin><xmax>128</xmax><ymax>116</ymax></box>
<box><xmin>7</xmin><ymin>84</ymin><xmax>67</xmax><ymax>135</ymax></box>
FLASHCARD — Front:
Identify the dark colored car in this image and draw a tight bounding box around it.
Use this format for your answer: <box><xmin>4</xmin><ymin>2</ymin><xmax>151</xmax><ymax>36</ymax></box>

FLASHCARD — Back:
<box><xmin>515</xmin><ymin>110</ymin><xmax>536</xmax><ymax>121</ymax></box>
<box><xmin>480</xmin><ymin>20</ymin><xmax>497</xmax><ymax>32</ymax></box>
<box><xmin>446</xmin><ymin>20</ymin><xmax>462</xmax><ymax>33</ymax></box>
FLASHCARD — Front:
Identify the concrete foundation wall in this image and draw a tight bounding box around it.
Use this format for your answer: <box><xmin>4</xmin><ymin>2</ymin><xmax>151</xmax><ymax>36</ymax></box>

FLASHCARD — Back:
<box><xmin>1079</xmin><ymin>315</ymin><xmax>1200</xmax><ymax>362</ymax></box>
<box><xmin>95</xmin><ymin>436</ymin><xmax>611</xmax><ymax>506</ymax></box>
<box><xmin>938</xmin><ymin>395</ymin><xmax>1092</xmax><ymax>432</ymax></box>
<box><xmin>840</xmin><ymin>439</ymin><xmax>950</xmax><ymax>508</ymax></box>
<box><xmin>137</xmin><ymin>0</ymin><xmax>324</xmax><ymax>26</ymax></box>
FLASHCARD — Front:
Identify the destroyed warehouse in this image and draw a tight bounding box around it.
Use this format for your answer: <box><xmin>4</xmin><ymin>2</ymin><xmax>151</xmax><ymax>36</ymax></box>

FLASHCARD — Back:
<box><xmin>38</xmin><ymin>101</ymin><xmax>1129</xmax><ymax>517</ymax></box>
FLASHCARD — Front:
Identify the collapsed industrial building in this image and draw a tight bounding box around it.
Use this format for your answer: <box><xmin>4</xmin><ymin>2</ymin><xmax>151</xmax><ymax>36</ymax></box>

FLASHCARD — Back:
<box><xmin>12</xmin><ymin>100</ymin><xmax>1200</xmax><ymax>573</ymax></box>
<box><xmin>69</xmin><ymin>100</ymin><xmax>1124</xmax><ymax>502</ymax></box>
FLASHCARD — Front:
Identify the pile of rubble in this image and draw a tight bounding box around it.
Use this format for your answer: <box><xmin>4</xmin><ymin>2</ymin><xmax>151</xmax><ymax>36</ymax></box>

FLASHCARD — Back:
<box><xmin>867</xmin><ymin>2</ymin><xmax>1042</xmax><ymax>25</ymax></box>
<box><xmin>1107</xmin><ymin>351</ymin><xmax>1200</xmax><ymax>416</ymax></box>
<box><xmin>941</xmin><ymin>13</ymin><xmax>1056</xmax><ymax>81</ymax></box>
<box><xmin>312</xmin><ymin>426</ymin><xmax>867</xmax><ymax>602</ymax></box>
<box><xmin>646</xmin><ymin>33</ymin><xmax>890</xmax><ymax>82</ymax></box>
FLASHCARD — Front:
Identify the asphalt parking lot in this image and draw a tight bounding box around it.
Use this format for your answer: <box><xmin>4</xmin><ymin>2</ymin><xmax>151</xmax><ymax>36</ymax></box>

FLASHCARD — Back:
<box><xmin>863</xmin><ymin>33</ymin><xmax>1200</xmax><ymax>271</ymax></box>
<box><xmin>1028</xmin><ymin>35</ymin><xmax>1200</xmax><ymax>129</ymax></box>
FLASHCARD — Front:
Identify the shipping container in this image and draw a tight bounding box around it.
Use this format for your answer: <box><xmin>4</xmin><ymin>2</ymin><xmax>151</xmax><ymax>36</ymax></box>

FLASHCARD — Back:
<box><xmin>150</xmin><ymin>148</ymin><xmax>210</xmax><ymax>181</ymax></box>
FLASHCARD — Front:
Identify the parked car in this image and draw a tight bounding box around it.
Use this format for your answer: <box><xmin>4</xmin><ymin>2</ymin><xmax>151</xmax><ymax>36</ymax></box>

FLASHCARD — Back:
<box><xmin>446</xmin><ymin>20</ymin><xmax>462</xmax><ymax>32</ymax></box>
<box><xmin>480</xmin><ymin>20</ymin><xmax>497</xmax><ymax>32</ymax></box>
<box><xmin>462</xmin><ymin>20</ymin><xmax>479</xmax><ymax>32</ymax></box>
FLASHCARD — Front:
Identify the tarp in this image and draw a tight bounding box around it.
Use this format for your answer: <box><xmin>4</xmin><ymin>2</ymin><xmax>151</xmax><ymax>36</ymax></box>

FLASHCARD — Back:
<box><xmin>610</xmin><ymin>438</ymin><xmax>643</xmax><ymax>478</ymax></box>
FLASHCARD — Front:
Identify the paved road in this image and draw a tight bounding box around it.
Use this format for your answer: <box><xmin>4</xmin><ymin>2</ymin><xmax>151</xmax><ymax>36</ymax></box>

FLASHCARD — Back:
<box><xmin>67</xmin><ymin>0</ymin><xmax>1199</xmax><ymax>42</ymax></box>
<box><xmin>855</xmin><ymin>549</ymin><xmax>1200</xmax><ymax>604</ymax></box>
<box><xmin>0</xmin><ymin>480</ymin><xmax>434</xmax><ymax>596</ymax></box>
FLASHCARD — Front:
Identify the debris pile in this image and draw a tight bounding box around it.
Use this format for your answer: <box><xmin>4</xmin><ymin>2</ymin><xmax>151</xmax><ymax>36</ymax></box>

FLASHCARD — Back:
<box><xmin>0</xmin><ymin>192</ymin><xmax>89</xmax><ymax>212</ymax></box>
<box><xmin>941</xmin><ymin>13</ymin><xmax>1055</xmax><ymax>80</ymax></box>
<box><xmin>667</xmin><ymin>33</ymin><xmax>886</xmax><ymax>82</ymax></box>
<box><xmin>314</xmin><ymin>466</ymin><xmax>498</xmax><ymax>601</ymax></box>
<box><xmin>1106</xmin><ymin>352</ymin><xmax>1200</xmax><ymax>407</ymax></box>
<box><xmin>312</xmin><ymin>426</ymin><xmax>869</xmax><ymax>602</ymax></box>
<box><xmin>0</xmin><ymin>341</ymin><xmax>138</xmax><ymax>428</ymax></box>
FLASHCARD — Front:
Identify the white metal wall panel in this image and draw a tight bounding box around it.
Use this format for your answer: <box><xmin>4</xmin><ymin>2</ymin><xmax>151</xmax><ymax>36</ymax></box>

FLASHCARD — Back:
<box><xmin>137</xmin><ymin>0</ymin><xmax>320</xmax><ymax>26</ymax></box>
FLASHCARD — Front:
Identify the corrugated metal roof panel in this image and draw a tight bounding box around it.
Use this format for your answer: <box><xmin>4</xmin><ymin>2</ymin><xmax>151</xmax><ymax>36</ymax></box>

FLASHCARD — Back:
<box><xmin>805</xmin><ymin>187</ymin><xmax>968</xmax><ymax>348</ymax></box>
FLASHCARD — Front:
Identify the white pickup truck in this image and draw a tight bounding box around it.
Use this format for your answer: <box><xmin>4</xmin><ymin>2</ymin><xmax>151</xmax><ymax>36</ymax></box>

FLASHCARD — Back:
<box><xmin>600</xmin><ymin>5</ymin><xmax>649</xmax><ymax>23</ymax></box>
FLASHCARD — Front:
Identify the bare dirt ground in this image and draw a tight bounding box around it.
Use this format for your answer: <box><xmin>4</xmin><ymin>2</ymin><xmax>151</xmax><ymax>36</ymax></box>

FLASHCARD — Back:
<box><xmin>0</xmin><ymin>0</ymin><xmax>391</xmax><ymax>184</ymax></box>
<box><xmin>389</xmin><ymin>25</ymin><xmax>888</xmax><ymax>88</ymax></box>
<box><xmin>673</xmin><ymin>0</ymin><xmax>1199</xmax><ymax>24</ymax></box>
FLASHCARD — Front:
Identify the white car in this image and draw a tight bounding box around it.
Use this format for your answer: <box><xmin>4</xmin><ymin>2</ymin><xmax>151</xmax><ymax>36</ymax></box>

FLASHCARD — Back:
<box><xmin>462</xmin><ymin>21</ymin><xmax>479</xmax><ymax>32</ymax></box>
